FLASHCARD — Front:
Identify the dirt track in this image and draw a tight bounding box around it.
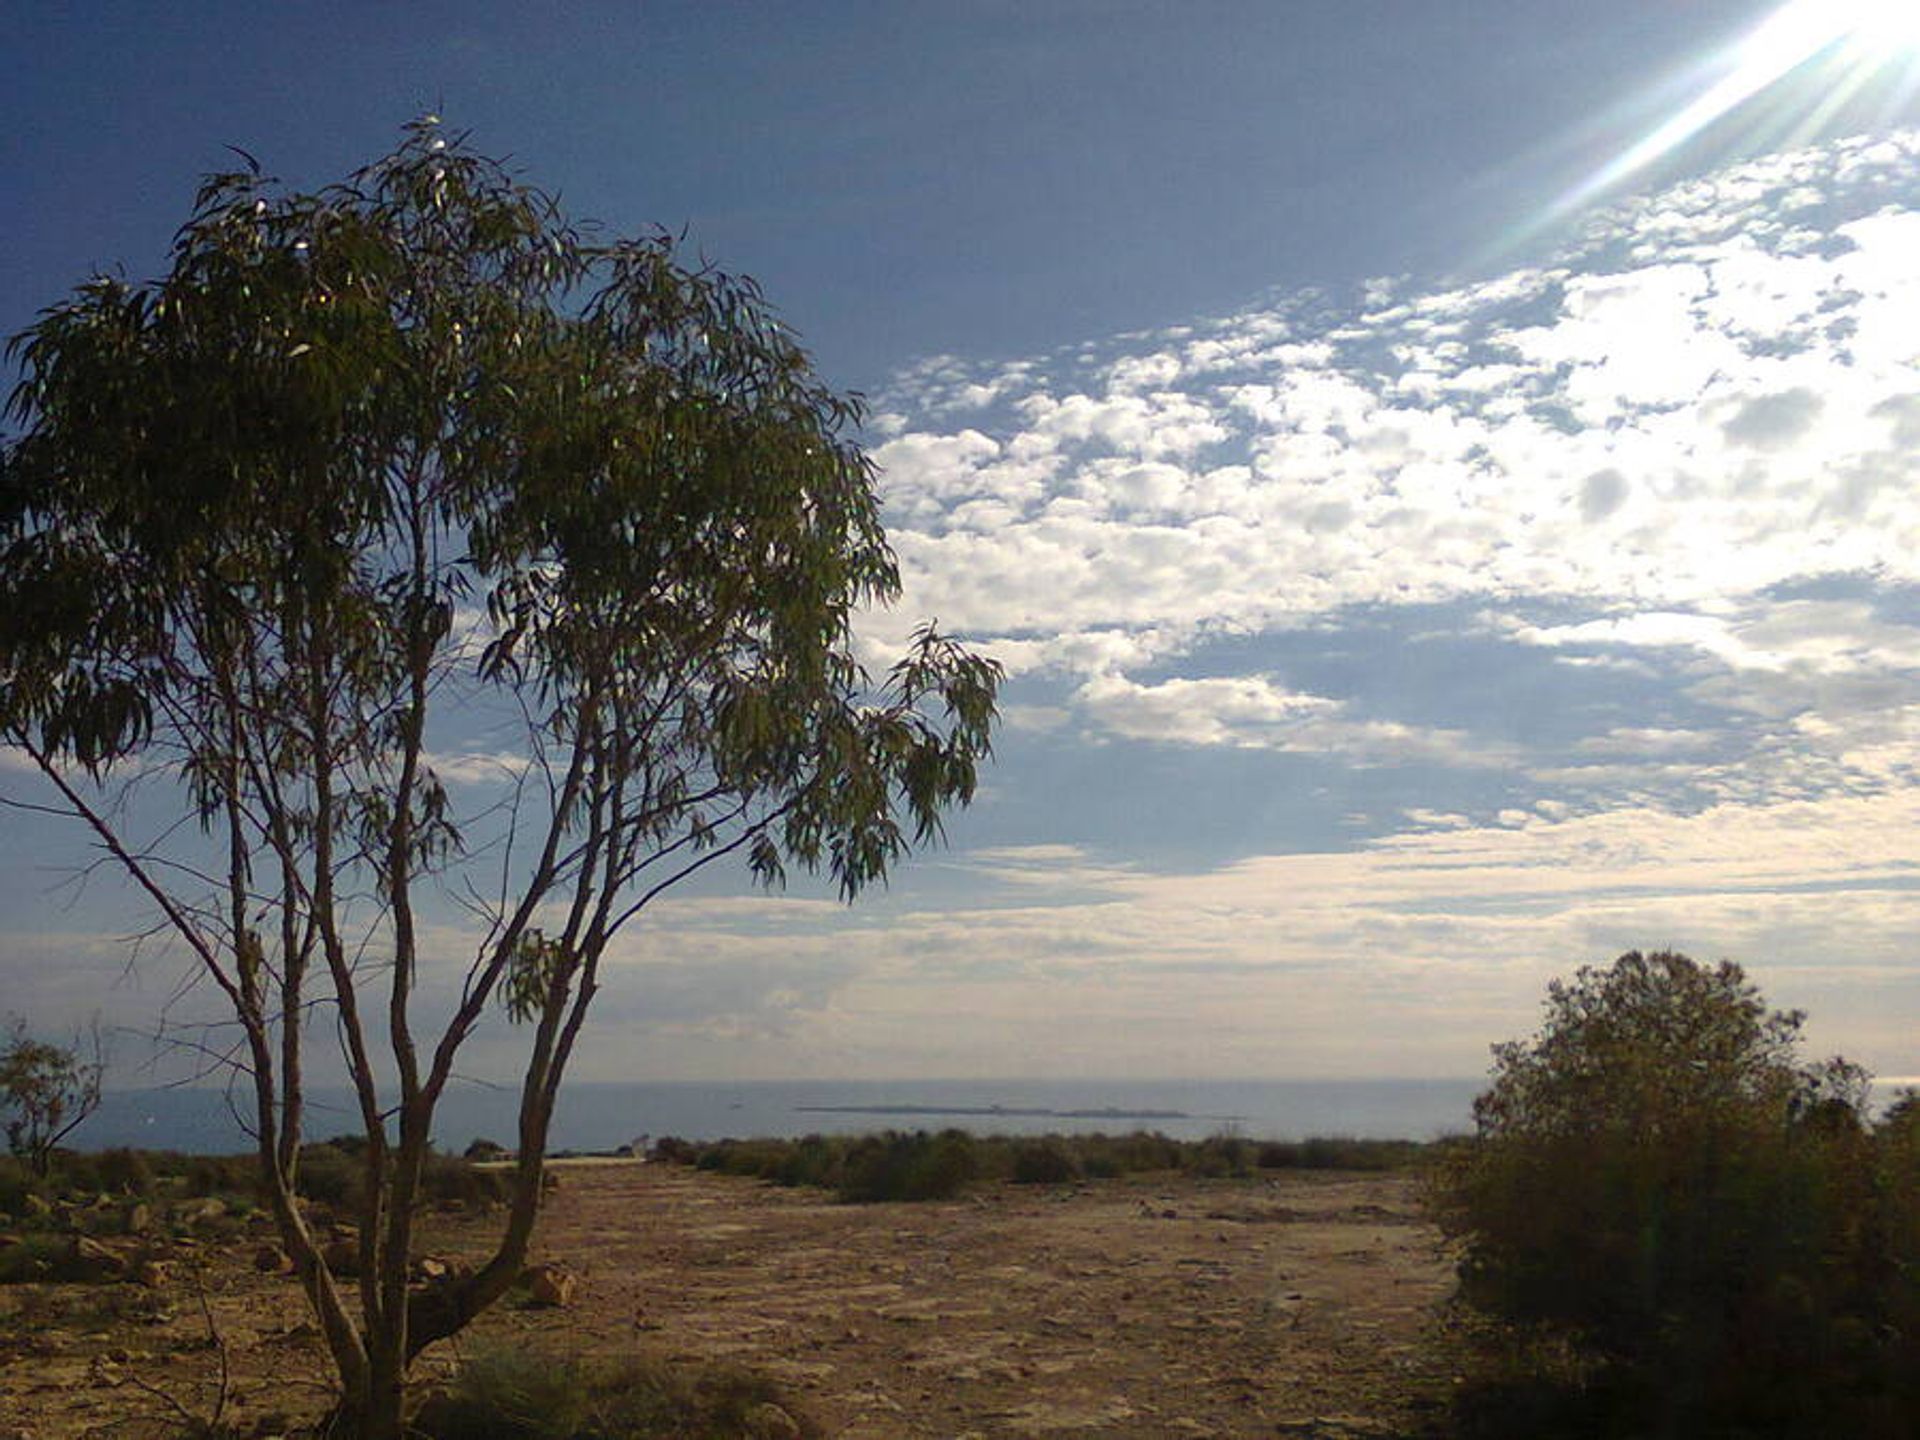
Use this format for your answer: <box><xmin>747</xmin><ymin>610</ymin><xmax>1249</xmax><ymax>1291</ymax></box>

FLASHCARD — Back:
<box><xmin>0</xmin><ymin>1161</ymin><xmax>1465</xmax><ymax>1437</ymax></box>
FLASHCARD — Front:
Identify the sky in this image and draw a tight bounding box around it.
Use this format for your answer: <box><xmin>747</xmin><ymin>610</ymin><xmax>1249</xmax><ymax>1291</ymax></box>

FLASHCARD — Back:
<box><xmin>5</xmin><ymin>2</ymin><xmax>1920</xmax><ymax>1088</ymax></box>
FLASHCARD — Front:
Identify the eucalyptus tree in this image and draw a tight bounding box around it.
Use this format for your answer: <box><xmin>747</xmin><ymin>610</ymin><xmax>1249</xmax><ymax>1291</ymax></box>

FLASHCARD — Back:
<box><xmin>0</xmin><ymin>1015</ymin><xmax>103</xmax><ymax>1176</ymax></box>
<box><xmin>0</xmin><ymin>120</ymin><xmax>998</xmax><ymax>1437</ymax></box>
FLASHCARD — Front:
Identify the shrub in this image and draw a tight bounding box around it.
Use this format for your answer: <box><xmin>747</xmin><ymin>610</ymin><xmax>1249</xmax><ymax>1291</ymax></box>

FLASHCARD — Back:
<box><xmin>1074</xmin><ymin>1130</ymin><xmax>1184</xmax><ymax>1176</ymax></box>
<box><xmin>420</xmin><ymin>1152</ymin><xmax>512</xmax><ymax>1209</ymax></box>
<box><xmin>414</xmin><ymin>1345</ymin><xmax>817</xmax><ymax>1439</ymax></box>
<box><xmin>181</xmin><ymin>1153</ymin><xmax>255</xmax><ymax>1199</ymax></box>
<box><xmin>837</xmin><ymin>1130</ymin><xmax>977</xmax><ymax>1202</ymax></box>
<box><xmin>295</xmin><ymin>1142</ymin><xmax>365</xmax><ymax>1209</ymax></box>
<box><xmin>1258</xmin><ymin>1137</ymin><xmax>1421</xmax><ymax>1171</ymax></box>
<box><xmin>1009</xmin><ymin>1138</ymin><xmax>1080</xmax><ymax>1185</ymax></box>
<box><xmin>771</xmin><ymin>1134</ymin><xmax>842</xmax><ymax>1191</ymax></box>
<box><xmin>648</xmin><ymin>1135</ymin><xmax>697</xmax><ymax>1165</ymax></box>
<box><xmin>63</xmin><ymin>1144</ymin><xmax>156</xmax><ymax>1198</ymax></box>
<box><xmin>1431</xmin><ymin>950</ymin><xmax>1904</xmax><ymax>1436</ymax></box>
<box><xmin>1183</xmin><ymin>1132</ymin><xmax>1253</xmax><ymax>1178</ymax></box>
<box><xmin>0</xmin><ymin>1155</ymin><xmax>42</xmax><ymax>1219</ymax></box>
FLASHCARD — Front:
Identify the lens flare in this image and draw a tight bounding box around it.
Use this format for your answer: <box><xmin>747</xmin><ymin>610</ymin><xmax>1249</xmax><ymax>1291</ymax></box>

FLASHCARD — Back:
<box><xmin>1548</xmin><ymin>0</ymin><xmax>1920</xmax><ymax>223</ymax></box>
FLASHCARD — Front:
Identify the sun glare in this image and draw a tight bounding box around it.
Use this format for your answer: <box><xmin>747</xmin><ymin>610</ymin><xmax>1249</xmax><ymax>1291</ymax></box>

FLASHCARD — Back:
<box><xmin>1843</xmin><ymin>0</ymin><xmax>1920</xmax><ymax>49</ymax></box>
<box><xmin>1543</xmin><ymin>0</ymin><xmax>1920</xmax><ymax>225</ymax></box>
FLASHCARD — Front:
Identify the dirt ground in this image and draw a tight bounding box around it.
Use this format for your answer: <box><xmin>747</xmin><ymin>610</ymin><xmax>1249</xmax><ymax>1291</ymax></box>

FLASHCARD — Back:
<box><xmin>0</xmin><ymin>1161</ymin><xmax>1467</xmax><ymax>1438</ymax></box>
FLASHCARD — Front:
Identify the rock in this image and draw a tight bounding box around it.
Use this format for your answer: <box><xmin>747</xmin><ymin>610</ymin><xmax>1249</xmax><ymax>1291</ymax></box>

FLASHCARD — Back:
<box><xmin>124</xmin><ymin>1203</ymin><xmax>151</xmax><ymax>1235</ymax></box>
<box><xmin>175</xmin><ymin>1197</ymin><xmax>226</xmax><ymax>1229</ymax></box>
<box><xmin>253</xmin><ymin>1243</ymin><xmax>292</xmax><ymax>1274</ymax></box>
<box><xmin>134</xmin><ymin>1260</ymin><xmax>171</xmax><ymax>1289</ymax></box>
<box><xmin>523</xmin><ymin>1262</ymin><xmax>576</xmax><ymax>1307</ymax></box>
<box><xmin>743</xmin><ymin>1401</ymin><xmax>802</xmax><ymax>1439</ymax></box>
<box><xmin>410</xmin><ymin>1255</ymin><xmax>450</xmax><ymax>1282</ymax></box>
<box><xmin>23</xmin><ymin>1193</ymin><xmax>53</xmax><ymax>1220</ymax></box>
<box><xmin>69</xmin><ymin>1236</ymin><xmax>127</xmax><ymax>1279</ymax></box>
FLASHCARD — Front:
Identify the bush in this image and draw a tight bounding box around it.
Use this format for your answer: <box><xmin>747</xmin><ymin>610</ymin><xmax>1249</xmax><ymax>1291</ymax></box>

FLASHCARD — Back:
<box><xmin>295</xmin><ymin>1141</ymin><xmax>365</xmax><ymax>1209</ymax></box>
<box><xmin>414</xmin><ymin>1345</ymin><xmax>817</xmax><ymax>1439</ymax></box>
<box><xmin>837</xmin><ymin>1130</ymin><xmax>977</xmax><ymax>1202</ymax></box>
<box><xmin>648</xmin><ymin>1135</ymin><xmax>697</xmax><ymax>1165</ymax></box>
<box><xmin>94</xmin><ymin>1146</ymin><xmax>157</xmax><ymax>1195</ymax></box>
<box><xmin>1183</xmin><ymin>1132</ymin><xmax>1253</xmax><ymax>1178</ymax></box>
<box><xmin>1431</xmin><ymin>950</ymin><xmax>1907</xmax><ymax>1436</ymax></box>
<box><xmin>0</xmin><ymin>1155</ymin><xmax>42</xmax><ymax>1219</ymax></box>
<box><xmin>420</xmin><ymin>1152</ymin><xmax>512</xmax><ymax>1209</ymax></box>
<box><xmin>1257</xmin><ymin>1136</ymin><xmax>1421</xmax><ymax>1171</ymax></box>
<box><xmin>1008</xmin><ymin>1138</ymin><xmax>1080</xmax><ymax>1185</ymax></box>
<box><xmin>181</xmin><ymin>1153</ymin><xmax>255</xmax><ymax>1199</ymax></box>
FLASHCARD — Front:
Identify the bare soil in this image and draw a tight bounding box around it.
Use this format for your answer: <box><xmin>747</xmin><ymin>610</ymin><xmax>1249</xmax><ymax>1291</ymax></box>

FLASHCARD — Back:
<box><xmin>0</xmin><ymin>1162</ymin><xmax>1467</xmax><ymax>1438</ymax></box>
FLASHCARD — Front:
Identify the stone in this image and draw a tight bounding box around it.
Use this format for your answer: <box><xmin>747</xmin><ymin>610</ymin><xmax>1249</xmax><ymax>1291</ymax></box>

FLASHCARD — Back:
<box><xmin>175</xmin><ymin>1197</ymin><xmax>226</xmax><ymax>1229</ymax></box>
<box><xmin>69</xmin><ymin>1236</ymin><xmax>127</xmax><ymax>1279</ymax></box>
<box><xmin>523</xmin><ymin>1262</ymin><xmax>576</xmax><ymax>1307</ymax></box>
<box><xmin>124</xmin><ymin>1203</ymin><xmax>151</xmax><ymax>1235</ymax></box>
<box><xmin>743</xmin><ymin>1401</ymin><xmax>802</xmax><ymax>1440</ymax></box>
<box><xmin>134</xmin><ymin>1260</ymin><xmax>171</xmax><ymax>1289</ymax></box>
<box><xmin>410</xmin><ymin>1255</ymin><xmax>450</xmax><ymax>1282</ymax></box>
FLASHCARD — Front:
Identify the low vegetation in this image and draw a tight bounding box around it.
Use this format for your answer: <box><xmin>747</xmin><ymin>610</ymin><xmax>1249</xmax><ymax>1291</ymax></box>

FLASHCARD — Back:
<box><xmin>1431</xmin><ymin>949</ymin><xmax>1920</xmax><ymax>1438</ymax></box>
<box><xmin>412</xmin><ymin>1346</ymin><xmax>818</xmax><ymax>1440</ymax></box>
<box><xmin>652</xmin><ymin>1127</ymin><xmax>1422</xmax><ymax>1202</ymax></box>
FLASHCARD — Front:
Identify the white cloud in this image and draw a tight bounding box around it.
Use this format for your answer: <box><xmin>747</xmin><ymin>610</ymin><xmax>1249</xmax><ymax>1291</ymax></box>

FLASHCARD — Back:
<box><xmin>867</xmin><ymin>131</ymin><xmax>1920</xmax><ymax>708</ymax></box>
<box><xmin>1072</xmin><ymin>673</ymin><xmax>1516</xmax><ymax>767</ymax></box>
<box><xmin>423</xmin><ymin>749</ymin><xmax>532</xmax><ymax>785</ymax></box>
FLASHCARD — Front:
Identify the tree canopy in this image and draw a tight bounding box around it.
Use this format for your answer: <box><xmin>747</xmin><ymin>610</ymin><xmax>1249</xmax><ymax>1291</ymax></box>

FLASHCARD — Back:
<box><xmin>0</xmin><ymin>119</ymin><xmax>998</xmax><ymax>1437</ymax></box>
<box><xmin>0</xmin><ymin>1016</ymin><xmax>103</xmax><ymax>1177</ymax></box>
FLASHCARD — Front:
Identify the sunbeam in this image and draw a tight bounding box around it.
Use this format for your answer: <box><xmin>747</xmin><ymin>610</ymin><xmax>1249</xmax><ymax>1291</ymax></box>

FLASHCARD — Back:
<box><xmin>1546</xmin><ymin>0</ymin><xmax>1920</xmax><ymax>224</ymax></box>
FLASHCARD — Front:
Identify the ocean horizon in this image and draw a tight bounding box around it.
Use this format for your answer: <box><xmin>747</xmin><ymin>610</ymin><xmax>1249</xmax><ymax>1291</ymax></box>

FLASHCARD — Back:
<box><xmin>77</xmin><ymin>1077</ymin><xmax>1489</xmax><ymax>1155</ymax></box>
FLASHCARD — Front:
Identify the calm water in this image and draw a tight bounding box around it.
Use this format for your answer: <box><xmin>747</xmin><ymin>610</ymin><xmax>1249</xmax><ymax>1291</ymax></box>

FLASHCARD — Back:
<box><xmin>79</xmin><ymin>1077</ymin><xmax>1486</xmax><ymax>1154</ymax></box>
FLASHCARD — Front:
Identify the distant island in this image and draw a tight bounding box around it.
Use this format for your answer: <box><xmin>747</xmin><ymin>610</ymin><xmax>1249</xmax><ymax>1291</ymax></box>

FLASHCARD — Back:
<box><xmin>793</xmin><ymin>1102</ymin><xmax>1245</xmax><ymax>1122</ymax></box>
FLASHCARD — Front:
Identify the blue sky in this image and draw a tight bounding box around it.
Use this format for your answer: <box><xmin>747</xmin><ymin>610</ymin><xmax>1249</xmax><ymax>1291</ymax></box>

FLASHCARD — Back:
<box><xmin>6</xmin><ymin>3</ymin><xmax>1920</xmax><ymax>1085</ymax></box>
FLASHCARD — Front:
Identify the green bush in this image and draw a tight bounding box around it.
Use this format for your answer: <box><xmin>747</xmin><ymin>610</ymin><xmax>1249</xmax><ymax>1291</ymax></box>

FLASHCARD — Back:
<box><xmin>0</xmin><ymin>1155</ymin><xmax>42</xmax><ymax>1219</ymax></box>
<box><xmin>1183</xmin><ymin>1132</ymin><xmax>1253</xmax><ymax>1178</ymax></box>
<box><xmin>1257</xmin><ymin>1136</ymin><xmax>1421</xmax><ymax>1171</ymax></box>
<box><xmin>295</xmin><ymin>1141</ymin><xmax>365</xmax><ymax>1209</ymax></box>
<box><xmin>651</xmin><ymin>1125</ymin><xmax>1423</xmax><ymax>1198</ymax></box>
<box><xmin>1008</xmin><ymin>1138</ymin><xmax>1080</xmax><ymax>1185</ymax></box>
<box><xmin>1431</xmin><ymin>950</ymin><xmax>1912</xmax><ymax>1436</ymax></box>
<box><xmin>837</xmin><ymin>1130</ymin><xmax>977</xmax><ymax>1202</ymax></box>
<box><xmin>648</xmin><ymin>1135</ymin><xmax>697</xmax><ymax>1165</ymax></box>
<box><xmin>771</xmin><ymin>1134</ymin><xmax>841</xmax><ymax>1191</ymax></box>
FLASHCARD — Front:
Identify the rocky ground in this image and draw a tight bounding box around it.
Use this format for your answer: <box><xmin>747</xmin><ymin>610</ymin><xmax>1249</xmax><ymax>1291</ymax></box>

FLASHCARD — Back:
<box><xmin>0</xmin><ymin>1161</ymin><xmax>1467</xmax><ymax>1438</ymax></box>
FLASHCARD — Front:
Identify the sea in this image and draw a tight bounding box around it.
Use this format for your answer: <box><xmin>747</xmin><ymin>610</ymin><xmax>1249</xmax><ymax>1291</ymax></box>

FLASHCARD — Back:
<box><xmin>76</xmin><ymin>1077</ymin><xmax>1486</xmax><ymax>1155</ymax></box>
